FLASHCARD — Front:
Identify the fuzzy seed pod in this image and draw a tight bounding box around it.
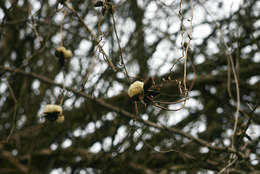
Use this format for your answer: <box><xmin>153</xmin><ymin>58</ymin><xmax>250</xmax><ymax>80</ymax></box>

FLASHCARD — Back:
<box><xmin>43</xmin><ymin>104</ymin><xmax>64</xmax><ymax>123</ymax></box>
<box><xmin>55</xmin><ymin>46</ymin><xmax>73</xmax><ymax>60</ymax></box>
<box><xmin>128</xmin><ymin>81</ymin><xmax>144</xmax><ymax>99</ymax></box>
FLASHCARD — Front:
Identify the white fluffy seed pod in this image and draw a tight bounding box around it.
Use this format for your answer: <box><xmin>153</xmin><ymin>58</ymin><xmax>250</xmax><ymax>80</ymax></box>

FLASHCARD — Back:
<box><xmin>55</xmin><ymin>46</ymin><xmax>73</xmax><ymax>59</ymax></box>
<box><xmin>64</xmin><ymin>49</ymin><xmax>72</xmax><ymax>59</ymax></box>
<box><xmin>43</xmin><ymin>104</ymin><xmax>64</xmax><ymax>123</ymax></box>
<box><xmin>43</xmin><ymin>104</ymin><xmax>62</xmax><ymax>114</ymax></box>
<box><xmin>128</xmin><ymin>81</ymin><xmax>144</xmax><ymax>98</ymax></box>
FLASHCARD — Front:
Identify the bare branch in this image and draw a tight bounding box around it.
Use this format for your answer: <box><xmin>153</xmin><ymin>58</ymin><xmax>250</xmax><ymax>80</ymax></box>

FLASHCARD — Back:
<box><xmin>0</xmin><ymin>66</ymin><xmax>246</xmax><ymax>157</ymax></box>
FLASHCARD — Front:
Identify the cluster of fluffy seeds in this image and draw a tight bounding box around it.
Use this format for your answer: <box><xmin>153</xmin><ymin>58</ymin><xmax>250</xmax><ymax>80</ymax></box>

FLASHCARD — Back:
<box><xmin>127</xmin><ymin>81</ymin><xmax>144</xmax><ymax>98</ymax></box>
<box><xmin>55</xmin><ymin>46</ymin><xmax>73</xmax><ymax>60</ymax></box>
<box><xmin>128</xmin><ymin>78</ymin><xmax>160</xmax><ymax>105</ymax></box>
<box><xmin>43</xmin><ymin>104</ymin><xmax>64</xmax><ymax>123</ymax></box>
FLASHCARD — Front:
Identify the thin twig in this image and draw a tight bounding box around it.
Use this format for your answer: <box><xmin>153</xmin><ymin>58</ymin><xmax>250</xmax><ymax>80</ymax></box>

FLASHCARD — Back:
<box><xmin>182</xmin><ymin>0</ymin><xmax>194</xmax><ymax>100</ymax></box>
<box><xmin>178</xmin><ymin>0</ymin><xmax>188</xmax><ymax>94</ymax></box>
<box><xmin>169</xmin><ymin>56</ymin><xmax>183</xmax><ymax>73</ymax></box>
<box><xmin>59</xmin><ymin>70</ymin><xmax>66</xmax><ymax>106</ymax></box>
<box><xmin>173</xmin><ymin>0</ymin><xmax>193</xmax><ymax>109</ymax></box>
<box><xmin>81</xmin><ymin>53</ymin><xmax>97</xmax><ymax>90</ymax></box>
<box><xmin>60</xmin><ymin>8</ymin><xmax>67</xmax><ymax>47</ymax></box>
<box><xmin>30</xmin><ymin>14</ymin><xmax>41</xmax><ymax>44</ymax></box>
<box><xmin>228</xmin><ymin>53</ymin><xmax>240</xmax><ymax>150</ymax></box>
<box><xmin>111</xmin><ymin>13</ymin><xmax>130</xmax><ymax>82</ymax></box>
<box><xmin>218</xmin><ymin>157</ymin><xmax>238</xmax><ymax>174</ymax></box>
<box><xmin>227</xmin><ymin>56</ymin><xmax>233</xmax><ymax>98</ymax></box>
<box><xmin>153</xmin><ymin>97</ymin><xmax>188</xmax><ymax>104</ymax></box>
<box><xmin>197</xmin><ymin>1</ymin><xmax>241</xmax><ymax>172</ymax></box>
<box><xmin>219</xmin><ymin>17</ymin><xmax>241</xmax><ymax>172</ymax></box>
<box><xmin>64</xmin><ymin>2</ymin><xmax>118</xmax><ymax>72</ymax></box>
<box><xmin>152</xmin><ymin>102</ymin><xmax>186</xmax><ymax>112</ymax></box>
<box><xmin>6</xmin><ymin>81</ymin><xmax>18</xmax><ymax>143</ymax></box>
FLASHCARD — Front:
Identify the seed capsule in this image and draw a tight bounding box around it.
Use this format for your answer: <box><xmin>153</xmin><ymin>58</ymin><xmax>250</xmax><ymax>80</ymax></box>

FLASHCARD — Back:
<box><xmin>55</xmin><ymin>46</ymin><xmax>72</xmax><ymax>60</ymax></box>
<box><xmin>128</xmin><ymin>81</ymin><xmax>144</xmax><ymax>100</ymax></box>
<box><xmin>42</xmin><ymin>104</ymin><xmax>64</xmax><ymax>123</ymax></box>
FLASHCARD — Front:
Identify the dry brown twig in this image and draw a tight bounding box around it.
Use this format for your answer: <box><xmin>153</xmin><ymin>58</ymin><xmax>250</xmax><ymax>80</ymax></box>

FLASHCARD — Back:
<box><xmin>59</xmin><ymin>7</ymin><xmax>67</xmax><ymax>47</ymax></box>
<box><xmin>0</xmin><ymin>65</ymin><xmax>248</xmax><ymax>159</ymax></box>
<box><xmin>93</xmin><ymin>0</ymin><xmax>130</xmax><ymax>82</ymax></box>
<box><xmin>178</xmin><ymin>0</ymin><xmax>187</xmax><ymax>94</ymax></box>
<box><xmin>111</xmin><ymin>13</ymin><xmax>130</xmax><ymax>82</ymax></box>
<box><xmin>59</xmin><ymin>71</ymin><xmax>66</xmax><ymax>106</ymax></box>
<box><xmin>218</xmin><ymin>157</ymin><xmax>238</xmax><ymax>174</ymax></box>
<box><xmin>81</xmin><ymin>51</ymin><xmax>99</xmax><ymax>90</ymax></box>
<box><xmin>64</xmin><ymin>2</ymin><xmax>118</xmax><ymax>72</ymax></box>
<box><xmin>218</xmin><ymin>10</ymin><xmax>241</xmax><ymax>174</ymax></box>
<box><xmin>6</xmin><ymin>81</ymin><xmax>18</xmax><ymax>143</ymax></box>
<box><xmin>197</xmin><ymin>1</ymin><xmax>241</xmax><ymax>173</ymax></box>
<box><xmin>162</xmin><ymin>0</ymin><xmax>194</xmax><ymax>111</ymax></box>
<box><xmin>30</xmin><ymin>15</ymin><xmax>41</xmax><ymax>44</ymax></box>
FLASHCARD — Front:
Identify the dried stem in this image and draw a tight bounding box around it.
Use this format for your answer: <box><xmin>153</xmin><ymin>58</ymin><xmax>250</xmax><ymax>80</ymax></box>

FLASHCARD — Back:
<box><xmin>6</xmin><ymin>81</ymin><xmax>18</xmax><ymax>143</ymax></box>
<box><xmin>60</xmin><ymin>8</ymin><xmax>67</xmax><ymax>47</ymax></box>
<box><xmin>152</xmin><ymin>101</ymin><xmax>186</xmax><ymax>112</ymax></box>
<box><xmin>64</xmin><ymin>2</ymin><xmax>117</xmax><ymax>72</ymax></box>
<box><xmin>197</xmin><ymin>1</ymin><xmax>241</xmax><ymax>172</ymax></box>
<box><xmin>81</xmin><ymin>52</ymin><xmax>97</xmax><ymax>90</ymax></box>
<box><xmin>218</xmin><ymin>157</ymin><xmax>238</xmax><ymax>174</ymax></box>
<box><xmin>153</xmin><ymin>97</ymin><xmax>188</xmax><ymax>104</ymax></box>
<box><xmin>59</xmin><ymin>70</ymin><xmax>66</xmax><ymax>106</ymax></box>
<box><xmin>112</xmin><ymin>13</ymin><xmax>130</xmax><ymax>81</ymax></box>
<box><xmin>227</xmin><ymin>56</ymin><xmax>233</xmax><ymax>98</ymax></box>
<box><xmin>171</xmin><ymin>0</ymin><xmax>194</xmax><ymax>110</ymax></box>
<box><xmin>30</xmin><ymin>14</ymin><xmax>41</xmax><ymax>44</ymax></box>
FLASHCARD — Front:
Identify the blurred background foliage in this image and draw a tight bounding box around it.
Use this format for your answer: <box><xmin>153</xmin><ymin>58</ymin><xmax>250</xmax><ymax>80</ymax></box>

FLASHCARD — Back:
<box><xmin>0</xmin><ymin>0</ymin><xmax>260</xmax><ymax>173</ymax></box>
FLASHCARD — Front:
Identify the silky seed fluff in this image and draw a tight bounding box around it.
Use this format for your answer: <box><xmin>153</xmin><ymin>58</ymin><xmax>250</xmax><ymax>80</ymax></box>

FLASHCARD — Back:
<box><xmin>128</xmin><ymin>81</ymin><xmax>144</xmax><ymax>98</ymax></box>
<box><xmin>43</xmin><ymin>104</ymin><xmax>62</xmax><ymax>114</ymax></box>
